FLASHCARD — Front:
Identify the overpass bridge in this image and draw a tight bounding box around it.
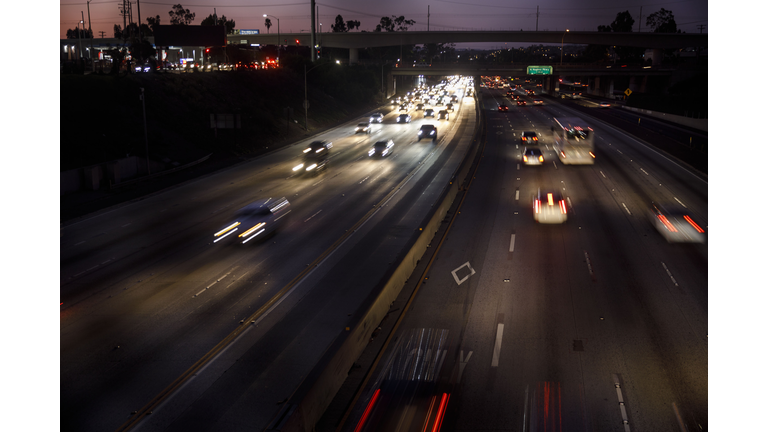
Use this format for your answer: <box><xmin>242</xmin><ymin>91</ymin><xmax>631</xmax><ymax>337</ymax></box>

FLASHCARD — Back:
<box><xmin>228</xmin><ymin>30</ymin><xmax>707</xmax><ymax>65</ymax></box>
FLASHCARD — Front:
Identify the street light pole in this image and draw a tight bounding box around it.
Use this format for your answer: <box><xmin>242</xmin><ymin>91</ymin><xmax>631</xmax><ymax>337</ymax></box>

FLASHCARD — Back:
<box><xmin>263</xmin><ymin>14</ymin><xmax>280</xmax><ymax>58</ymax></box>
<box><xmin>560</xmin><ymin>29</ymin><xmax>569</xmax><ymax>66</ymax></box>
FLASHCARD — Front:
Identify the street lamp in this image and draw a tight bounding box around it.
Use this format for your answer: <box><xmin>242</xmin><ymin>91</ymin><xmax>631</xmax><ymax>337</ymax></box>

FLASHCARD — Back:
<box><xmin>560</xmin><ymin>29</ymin><xmax>569</xmax><ymax>66</ymax></box>
<box><xmin>263</xmin><ymin>14</ymin><xmax>280</xmax><ymax>55</ymax></box>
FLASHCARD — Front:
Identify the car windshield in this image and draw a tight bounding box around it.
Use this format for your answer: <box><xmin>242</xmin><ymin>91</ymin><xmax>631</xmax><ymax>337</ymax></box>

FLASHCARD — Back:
<box><xmin>374</xmin><ymin>142</ymin><xmax>388</xmax><ymax>148</ymax></box>
<box><xmin>358</xmin><ymin>123</ymin><xmax>368</xmax><ymax>127</ymax></box>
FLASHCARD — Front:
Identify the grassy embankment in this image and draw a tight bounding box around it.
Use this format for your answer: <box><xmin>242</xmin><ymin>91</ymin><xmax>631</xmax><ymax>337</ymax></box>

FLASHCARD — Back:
<box><xmin>60</xmin><ymin>60</ymin><xmax>383</xmax><ymax>172</ymax></box>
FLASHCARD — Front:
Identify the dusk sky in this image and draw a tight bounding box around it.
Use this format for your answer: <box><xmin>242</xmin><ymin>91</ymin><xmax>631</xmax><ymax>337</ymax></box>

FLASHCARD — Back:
<box><xmin>60</xmin><ymin>0</ymin><xmax>709</xmax><ymax>46</ymax></box>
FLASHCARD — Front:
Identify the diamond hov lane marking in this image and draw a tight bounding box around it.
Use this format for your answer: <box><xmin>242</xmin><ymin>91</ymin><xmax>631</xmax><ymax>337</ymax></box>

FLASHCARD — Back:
<box><xmin>451</xmin><ymin>262</ymin><xmax>476</xmax><ymax>285</ymax></box>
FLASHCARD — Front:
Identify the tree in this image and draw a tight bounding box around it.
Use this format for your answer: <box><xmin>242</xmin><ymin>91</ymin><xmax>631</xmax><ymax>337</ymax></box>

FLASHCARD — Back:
<box><xmin>646</xmin><ymin>8</ymin><xmax>678</xmax><ymax>33</ymax></box>
<box><xmin>610</xmin><ymin>11</ymin><xmax>634</xmax><ymax>32</ymax></box>
<box><xmin>346</xmin><ymin>20</ymin><xmax>361</xmax><ymax>31</ymax></box>
<box><xmin>146</xmin><ymin>15</ymin><xmax>161</xmax><ymax>33</ymax></box>
<box><xmin>264</xmin><ymin>18</ymin><xmax>272</xmax><ymax>33</ymax></box>
<box><xmin>332</xmin><ymin>15</ymin><xmax>347</xmax><ymax>32</ymax></box>
<box><xmin>375</xmin><ymin>15</ymin><xmax>415</xmax><ymax>32</ymax></box>
<box><xmin>113</xmin><ymin>24</ymin><xmax>123</xmax><ymax>39</ymax></box>
<box><xmin>169</xmin><ymin>4</ymin><xmax>195</xmax><ymax>25</ymax></box>
<box><xmin>66</xmin><ymin>28</ymin><xmax>93</xmax><ymax>39</ymax></box>
<box><xmin>201</xmin><ymin>13</ymin><xmax>236</xmax><ymax>34</ymax></box>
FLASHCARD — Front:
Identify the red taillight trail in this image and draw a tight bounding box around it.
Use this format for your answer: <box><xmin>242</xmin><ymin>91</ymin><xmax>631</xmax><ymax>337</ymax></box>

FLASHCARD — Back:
<box><xmin>354</xmin><ymin>389</ymin><xmax>381</xmax><ymax>432</ymax></box>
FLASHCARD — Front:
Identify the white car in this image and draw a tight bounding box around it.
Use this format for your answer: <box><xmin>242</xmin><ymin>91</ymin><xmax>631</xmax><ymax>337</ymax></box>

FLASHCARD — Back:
<box><xmin>522</xmin><ymin>147</ymin><xmax>544</xmax><ymax>166</ymax></box>
<box><xmin>649</xmin><ymin>202</ymin><xmax>705</xmax><ymax>243</ymax></box>
<box><xmin>355</xmin><ymin>123</ymin><xmax>371</xmax><ymax>134</ymax></box>
<box><xmin>533</xmin><ymin>190</ymin><xmax>567</xmax><ymax>224</ymax></box>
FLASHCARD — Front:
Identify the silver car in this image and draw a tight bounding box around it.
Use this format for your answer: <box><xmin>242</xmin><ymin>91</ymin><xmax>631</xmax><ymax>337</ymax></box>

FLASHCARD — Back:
<box><xmin>649</xmin><ymin>202</ymin><xmax>705</xmax><ymax>243</ymax></box>
<box><xmin>533</xmin><ymin>190</ymin><xmax>567</xmax><ymax>224</ymax></box>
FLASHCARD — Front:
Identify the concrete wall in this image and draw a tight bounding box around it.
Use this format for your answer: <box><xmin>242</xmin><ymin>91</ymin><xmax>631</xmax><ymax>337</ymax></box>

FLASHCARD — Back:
<box><xmin>60</xmin><ymin>156</ymin><xmax>165</xmax><ymax>195</ymax></box>
<box><xmin>621</xmin><ymin>106</ymin><xmax>707</xmax><ymax>132</ymax></box>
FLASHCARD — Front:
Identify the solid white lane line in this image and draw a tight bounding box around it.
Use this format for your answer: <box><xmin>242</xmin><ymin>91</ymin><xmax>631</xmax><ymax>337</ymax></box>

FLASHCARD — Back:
<box><xmin>491</xmin><ymin>323</ymin><xmax>504</xmax><ymax>367</ymax></box>
<box><xmin>509</xmin><ymin>234</ymin><xmax>516</xmax><ymax>252</ymax></box>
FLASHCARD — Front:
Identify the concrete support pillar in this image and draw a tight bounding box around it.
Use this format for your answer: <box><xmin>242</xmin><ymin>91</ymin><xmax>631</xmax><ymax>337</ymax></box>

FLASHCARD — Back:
<box><xmin>650</xmin><ymin>48</ymin><xmax>663</xmax><ymax>66</ymax></box>
<box><xmin>349</xmin><ymin>48</ymin><xmax>358</xmax><ymax>65</ymax></box>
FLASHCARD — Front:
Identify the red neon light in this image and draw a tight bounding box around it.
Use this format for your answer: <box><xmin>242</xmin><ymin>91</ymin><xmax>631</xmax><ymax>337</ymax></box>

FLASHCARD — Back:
<box><xmin>431</xmin><ymin>393</ymin><xmax>451</xmax><ymax>432</ymax></box>
<box><xmin>354</xmin><ymin>389</ymin><xmax>381</xmax><ymax>432</ymax></box>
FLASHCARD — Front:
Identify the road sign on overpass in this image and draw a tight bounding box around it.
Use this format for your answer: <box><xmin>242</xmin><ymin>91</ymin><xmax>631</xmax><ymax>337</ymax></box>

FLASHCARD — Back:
<box><xmin>527</xmin><ymin>65</ymin><xmax>553</xmax><ymax>75</ymax></box>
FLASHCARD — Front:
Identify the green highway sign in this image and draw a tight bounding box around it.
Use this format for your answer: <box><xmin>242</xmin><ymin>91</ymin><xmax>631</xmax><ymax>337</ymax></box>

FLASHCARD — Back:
<box><xmin>527</xmin><ymin>65</ymin><xmax>553</xmax><ymax>75</ymax></box>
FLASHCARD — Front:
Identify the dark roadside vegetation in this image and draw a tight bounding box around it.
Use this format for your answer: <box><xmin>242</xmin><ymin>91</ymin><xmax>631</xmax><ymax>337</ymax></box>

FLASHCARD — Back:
<box><xmin>60</xmin><ymin>55</ymin><xmax>385</xmax><ymax>222</ymax></box>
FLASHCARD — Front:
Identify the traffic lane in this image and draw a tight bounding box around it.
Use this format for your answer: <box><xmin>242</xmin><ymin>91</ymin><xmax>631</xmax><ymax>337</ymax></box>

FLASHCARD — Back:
<box><xmin>59</xmin><ymin>100</ymin><xmax>449</xmax><ymax>300</ymax></box>
<box><xmin>557</xmin><ymin>97</ymin><xmax>707</xmax><ymax>175</ymax></box>
<box><xmin>592</xmin><ymin>123</ymin><xmax>707</xmax><ymax>223</ymax></box>
<box><xmin>142</xmin><ymin>101</ymin><xmax>477</xmax><ymax>432</ymax></box>
<box><xmin>59</xmin><ymin>102</ymin><xmax>416</xmax><ymax>287</ymax></box>
<box><xmin>561</xmin><ymin>167</ymin><xmax>707</xmax><ymax>431</ymax></box>
<box><xmin>60</xmin><ymin>141</ymin><xmax>445</xmax><ymax>432</ymax></box>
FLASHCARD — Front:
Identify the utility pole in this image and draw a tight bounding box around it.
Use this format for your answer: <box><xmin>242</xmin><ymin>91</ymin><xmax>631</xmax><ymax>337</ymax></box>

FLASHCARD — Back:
<box><xmin>88</xmin><ymin>1</ymin><xmax>94</xmax><ymax>69</ymax></box>
<box><xmin>638</xmin><ymin>7</ymin><xmax>642</xmax><ymax>32</ymax></box>
<box><xmin>137</xmin><ymin>0</ymin><xmax>142</xmax><ymax>42</ymax></box>
<box><xmin>536</xmin><ymin>6</ymin><xmax>539</xmax><ymax>31</ymax></box>
<box><xmin>428</xmin><ymin>5</ymin><xmax>430</xmax><ymax>31</ymax></box>
<box><xmin>310</xmin><ymin>0</ymin><xmax>316</xmax><ymax>62</ymax></box>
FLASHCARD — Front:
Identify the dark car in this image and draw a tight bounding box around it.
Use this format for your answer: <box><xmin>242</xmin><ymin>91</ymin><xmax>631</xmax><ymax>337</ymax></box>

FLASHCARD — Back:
<box><xmin>437</xmin><ymin>110</ymin><xmax>450</xmax><ymax>120</ymax></box>
<box><xmin>418</xmin><ymin>124</ymin><xmax>437</xmax><ymax>141</ymax></box>
<box><xmin>498</xmin><ymin>104</ymin><xmax>508</xmax><ymax>112</ymax></box>
<box><xmin>369</xmin><ymin>113</ymin><xmax>384</xmax><ymax>123</ymax></box>
<box><xmin>397</xmin><ymin>114</ymin><xmax>412</xmax><ymax>123</ymax></box>
<box><xmin>521</xmin><ymin>131</ymin><xmax>539</xmax><ymax>145</ymax></box>
<box><xmin>303</xmin><ymin>140</ymin><xmax>333</xmax><ymax>158</ymax></box>
<box><xmin>369</xmin><ymin>140</ymin><xmax>395</xmax><ymax>157</ymax></box>
<box><xmin>424</xmin><ymin>108</ymin><xmax>435</xmax><ymax>118</ymax></box>
<box><xmin>517</xmin><ymin>100</ymin><xmax>527</xmax><ymax>106</ymax></box>
<box><xmin>213</xmin><ymin>197</ymin><xmax>291</xmax><ymax>245</ymax></box>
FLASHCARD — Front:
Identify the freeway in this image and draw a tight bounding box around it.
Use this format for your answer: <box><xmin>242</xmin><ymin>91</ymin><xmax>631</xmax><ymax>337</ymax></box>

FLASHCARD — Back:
<box><xmin>60</xmin><ymin>78</ymin><xmax>476</xmax><ymax>432</ymax></box>
<box><xmin>337</xmin><ymin>84</ymin><xmax>707</xmax><ymax>432</ymax></box>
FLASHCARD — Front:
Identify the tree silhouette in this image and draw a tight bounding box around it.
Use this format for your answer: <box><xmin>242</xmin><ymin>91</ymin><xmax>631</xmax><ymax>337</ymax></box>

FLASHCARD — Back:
<box><xmin>646</xmin><ymin>8</ymin><xmax>678</xmax><ymax>33</ymax></box>
<box><xmin>265</xmin><ymin>18</ymin><xmax>272</xmax><ymax>33</ymax></box>
<box><xmin>346</xmin><ymin>20</ymin><xmax>361</xmax><ymax>31</ymax></box>
<box><xmin>66</xmin><ymin>28</ymin><xmax>93</xmax><ymax>39</ymax></box>
<box><xmin>201</xmin><ymin>13</ymin><xmax>236</xmax><ymax>34</ymax></box>
<box><xmin>146</xmin><ymin>15</ymin><xmax>161</xmax><ymax>33</ymax></box>
<box><xmin>610</xmin><ymin>11</ymin><xmax>634</xmax><ymax>32</ymax></box>
<box><xmin>332</xmin><ymin>15</ymin><xmax>347</xmax><ymax>32</ymax></box>
<box><xmin>169</xmin><ymin>4</ymin><xmax>195</xmax><ymax>25</ymax></box>
<box><xmin>375</xmin><ymin>16</ymin><xmax>415</xmax><ymax>32</ymax></box>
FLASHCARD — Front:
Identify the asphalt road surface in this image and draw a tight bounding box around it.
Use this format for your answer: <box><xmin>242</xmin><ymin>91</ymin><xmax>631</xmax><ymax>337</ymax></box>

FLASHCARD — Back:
<box><xmin>339</xmin><ymin>85</ymin><xmax>707</xmax><ymax>432</ymax></box>
<box><xmin>60</xmin><ymin>80</ymin><xmax>477</xmax><ymax>432</ymax></box>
